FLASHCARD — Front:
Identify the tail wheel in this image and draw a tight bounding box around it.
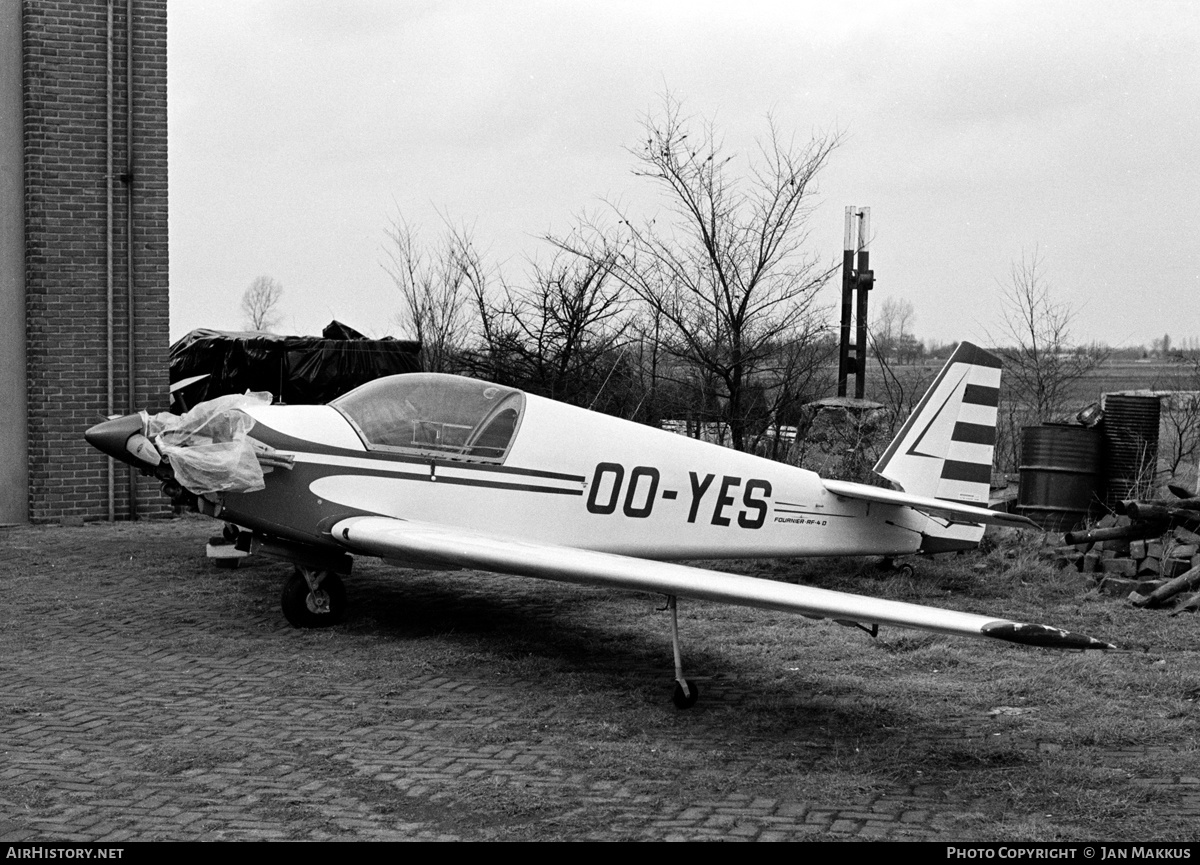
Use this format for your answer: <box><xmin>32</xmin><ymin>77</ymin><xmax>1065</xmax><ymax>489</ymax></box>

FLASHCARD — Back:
<box><xmin>672</xmin><ymin>679</ymin><xmax>699</xmax><ymax>709</ymax></box>
<box><xmin>281</xmin><ymin>568</ymin><xmax>346</xmax><ymax>628</ymax></box>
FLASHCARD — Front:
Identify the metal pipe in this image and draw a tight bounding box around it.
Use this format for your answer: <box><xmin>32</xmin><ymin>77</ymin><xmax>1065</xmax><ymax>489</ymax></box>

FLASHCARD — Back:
<box><xmin>125</xmin><ymin>0</ymin><xmax>137</xmax><ymax>518</ymax></box>
<box><xmin>106</xmin><ymin>0</ymin><xmax>115</xmax><ymax>521</ymax></box>
<box><xmin>0</xmin><ymin>0</ymin><xmax>29</xmax><ymax>524</ymax></box>
<box><xmin>837</xmin><ymin>206</ymin><xmax>855</xmax><ymax>397</ymax></box>
<box><xmin>854</xmin><ymin>208</ymin><xmax>870</xmax><ymax>399</ymax></box>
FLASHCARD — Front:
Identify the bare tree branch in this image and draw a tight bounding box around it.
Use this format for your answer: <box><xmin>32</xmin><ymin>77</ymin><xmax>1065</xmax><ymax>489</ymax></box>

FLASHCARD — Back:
<box><xmin>990</xmin><ymin>250</ymin><xmax>1108</xmax><ymax>470</ymax></box>
<box><xmin>382</xmin><ymin>211</ymin><xmax>485</xmax><ymax>373</ymax></box>
<box><xmin>468</xmin><ymin>250</ymin><xmax>631</xmax><ymax>406</ymax></box>
<box><xmin>552</xmin><ymin>91</ymin><xmax>840</xmax><ymax>451</ymax></box>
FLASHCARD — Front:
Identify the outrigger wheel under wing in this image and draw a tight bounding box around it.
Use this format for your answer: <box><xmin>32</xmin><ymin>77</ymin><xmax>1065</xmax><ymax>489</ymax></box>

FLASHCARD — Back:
<box><xmin>330</xmin><ymin>516</ymin><xmax>1115</xmax><ymax>707</ymax></box>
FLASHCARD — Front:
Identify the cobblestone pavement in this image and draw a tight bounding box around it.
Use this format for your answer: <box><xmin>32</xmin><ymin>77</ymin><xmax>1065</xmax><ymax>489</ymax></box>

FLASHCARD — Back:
<box><xmin>1</xmin><ymin>519</ymin><xmax>1197</xmax><ymax>841</ymax></box>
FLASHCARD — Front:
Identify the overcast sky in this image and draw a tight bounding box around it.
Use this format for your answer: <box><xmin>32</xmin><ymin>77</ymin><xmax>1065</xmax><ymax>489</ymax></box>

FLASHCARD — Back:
<box><xmin>168</xmin><ymin>0</ymin><xmax>1199</xmax><ymax>350</ymax></box>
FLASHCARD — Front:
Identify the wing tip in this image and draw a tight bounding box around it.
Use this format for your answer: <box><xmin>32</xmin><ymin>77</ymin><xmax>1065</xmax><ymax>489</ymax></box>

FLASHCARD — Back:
<box><xmin>981</xmin><ymin>621</ymin><xmax>1117</xmax><ymax>651</ymax></box>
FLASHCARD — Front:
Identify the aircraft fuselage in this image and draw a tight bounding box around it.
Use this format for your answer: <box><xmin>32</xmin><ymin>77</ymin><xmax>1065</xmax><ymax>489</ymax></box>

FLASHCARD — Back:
<box><xmin>222</xmin><ymin>393</ymin><xmax>927</xmax><ymax>561</ymax></box>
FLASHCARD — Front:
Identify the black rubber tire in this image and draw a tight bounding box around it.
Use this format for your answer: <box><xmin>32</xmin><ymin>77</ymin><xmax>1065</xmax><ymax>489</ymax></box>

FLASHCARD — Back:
<box><xmin>281</xmin><ymin>569</ymin><xmax>346</xmax><ymax>628</ymax></box>
<box><xmin>672</xmin><ymin>679</ymin><xmax>699</xmax><ymax>709</ymax></box>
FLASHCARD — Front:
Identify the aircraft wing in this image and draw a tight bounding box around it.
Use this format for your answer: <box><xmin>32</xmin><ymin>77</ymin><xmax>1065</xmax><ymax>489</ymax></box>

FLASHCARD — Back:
<box><xmin>331</xmin><ymin>516</ymin><xmax>1112</xmax><ymax>650</ymax></box>
<box><xmin>821</xmin><ymin>478</ymin><xmax>1039</xmax><ymax>529</ymax></box>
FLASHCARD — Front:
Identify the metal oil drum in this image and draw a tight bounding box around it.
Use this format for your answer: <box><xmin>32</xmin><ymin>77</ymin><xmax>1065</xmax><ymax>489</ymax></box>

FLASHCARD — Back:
<box><xmin>1017</xmin><ymin>424</ymin><xmax>1103</xmax><ymax>531</ymax></box>
<box><xmin>1102</xmin><ymin>395</ymin><xmax>1160</xmax><ymax>506</ymax></box>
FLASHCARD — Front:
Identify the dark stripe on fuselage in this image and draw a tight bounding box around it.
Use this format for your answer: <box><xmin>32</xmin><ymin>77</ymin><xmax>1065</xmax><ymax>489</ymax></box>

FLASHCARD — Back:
<box><xmin>416</xmin><ymin>474</ymin><xmax>583</xmax><ymax>495</ymax></box>
<box><xmin>773</xmin><ymin>505</ymin><xmax>854</xmax><ymax>518</ymax></box>
<box><xmin>961</xmin><ymin>385</ymin><xmax>999</xmax><ymax>407</ymax></box>
<box><xmin>940</xmin><ymin>460</ymin><xmax>991</xmax><ymax>484</ymax></box>
<box><xmin>951</xmin><ymin>421</ymin><xmax>996</xmax><ymax>445</ymax></box>
<box><xmin>302</xmin><ymin>461</ymin><xmax>584</xmax><ymax>496</ymax></box>
<box><xmin>249</xmin><ymin>421</ymin><xmax>586</xmax><ymax>484</ymax></box>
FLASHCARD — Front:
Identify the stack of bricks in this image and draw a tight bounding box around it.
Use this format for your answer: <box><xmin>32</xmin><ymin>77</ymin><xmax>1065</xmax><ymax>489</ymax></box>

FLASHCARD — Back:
<box><xmin>1049</xmin><ymin>514</ymin><xmax>1200</xmax><ymax>608</ymax></box>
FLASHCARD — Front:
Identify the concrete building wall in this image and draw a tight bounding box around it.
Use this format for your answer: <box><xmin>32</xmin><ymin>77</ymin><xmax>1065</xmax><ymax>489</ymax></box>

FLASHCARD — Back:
<box><xmin>21</xmin><ymin>0</ymin><xmax>170</xmax><ymax>521</ymax></box>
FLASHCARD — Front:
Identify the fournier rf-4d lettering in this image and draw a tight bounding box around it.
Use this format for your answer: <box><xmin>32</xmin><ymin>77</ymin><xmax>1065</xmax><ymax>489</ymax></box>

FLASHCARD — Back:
<box><xmin>86</xmin><ymin>342</ymin><xmax>1114</xmax><ymax>708</ymax></box>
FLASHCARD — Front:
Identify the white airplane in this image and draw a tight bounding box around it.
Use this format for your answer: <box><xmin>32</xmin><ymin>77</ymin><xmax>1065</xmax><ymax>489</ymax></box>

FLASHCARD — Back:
<box><xmin>86</xmin><ymin>342</ymin><xmax>1114</xmax><ymax>707</ymax></box>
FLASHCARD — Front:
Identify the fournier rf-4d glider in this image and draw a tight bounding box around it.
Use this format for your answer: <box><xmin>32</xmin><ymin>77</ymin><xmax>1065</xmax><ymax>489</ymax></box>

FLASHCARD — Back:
<box><xmin>86</xmin><ymin>342</ymin><xmax>1115</xmax><ymax>707</ymax></box>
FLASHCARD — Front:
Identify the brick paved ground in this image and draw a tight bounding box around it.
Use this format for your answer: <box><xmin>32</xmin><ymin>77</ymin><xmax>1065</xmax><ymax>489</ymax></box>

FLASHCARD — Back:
<box><xmin>1</xmin><ymin>518</ymin><xmax>1197</xmax><ymax>841</ymax></box>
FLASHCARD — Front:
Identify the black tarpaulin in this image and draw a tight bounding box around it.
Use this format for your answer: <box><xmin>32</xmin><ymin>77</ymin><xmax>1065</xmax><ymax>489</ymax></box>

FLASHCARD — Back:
<box><xmin>169</xmin><ymin>322</ymin><xmax>421</xmax><ymax>408</ymax></box>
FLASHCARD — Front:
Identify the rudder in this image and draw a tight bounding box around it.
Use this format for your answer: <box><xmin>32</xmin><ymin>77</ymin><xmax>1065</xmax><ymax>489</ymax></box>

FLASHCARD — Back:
<box><xmin>873</xmin><ymin>342</ymin><xmax>1002</xmax><ymax>505</ymax></box>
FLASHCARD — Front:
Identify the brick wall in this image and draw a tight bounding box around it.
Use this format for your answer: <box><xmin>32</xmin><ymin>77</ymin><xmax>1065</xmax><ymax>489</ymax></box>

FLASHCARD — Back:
<box><xmin>23</xmin><ymin>0</ymin><xmax>169</xmax><ymax>521</ymax></box>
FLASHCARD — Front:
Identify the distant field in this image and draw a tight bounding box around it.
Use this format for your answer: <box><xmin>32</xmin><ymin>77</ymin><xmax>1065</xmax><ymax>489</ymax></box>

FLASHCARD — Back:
<box><xmin>849</xmin><ymin>356</ymin><xmax>1200</xmax><ymax>489</ymax></box>
<box><xmin>859</xmin><ymin>357</ymin><xmax>1199</xmax><ymax>414</ymax></box>
<box><xmin>1067</xmin><ymin>358</ymin><xmax>1199</xmax><ymax>405</ymax></box>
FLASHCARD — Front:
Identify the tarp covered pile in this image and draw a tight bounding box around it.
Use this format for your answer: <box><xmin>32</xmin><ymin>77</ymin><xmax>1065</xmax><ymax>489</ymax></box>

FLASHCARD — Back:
<box><xmin>169</xmin><ymin>320</ymin><xmax>421</xmax><ymax>409</ymax></box>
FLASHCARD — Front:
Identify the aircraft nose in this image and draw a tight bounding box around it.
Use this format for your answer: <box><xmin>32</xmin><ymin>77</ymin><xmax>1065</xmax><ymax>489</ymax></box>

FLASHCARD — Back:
<box><xmin>85</xmin><ymin>413</ymin><xmax>147</xmax><ymax>466</ymax></box>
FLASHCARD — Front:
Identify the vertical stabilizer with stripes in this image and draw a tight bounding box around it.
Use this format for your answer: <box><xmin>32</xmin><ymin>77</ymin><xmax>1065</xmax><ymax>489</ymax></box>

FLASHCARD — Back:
<box><xmin>873</xmin><ymin>342</ymin><xmax>1001</xmax><ymax>505</ymax></box>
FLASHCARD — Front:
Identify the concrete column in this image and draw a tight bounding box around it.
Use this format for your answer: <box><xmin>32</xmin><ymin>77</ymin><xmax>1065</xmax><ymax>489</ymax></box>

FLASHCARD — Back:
<box><xmin>0</xmin><ymin>1</ymin><xmax>28</xmax><ymax>524</ymax></box>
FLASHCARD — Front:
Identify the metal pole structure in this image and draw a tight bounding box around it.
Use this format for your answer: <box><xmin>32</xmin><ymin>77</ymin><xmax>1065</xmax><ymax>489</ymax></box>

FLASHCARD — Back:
<box><xmin>837</xmin><ymin>207</ymin><xmax>856</xmax><ymax>397</ymax></box>
<box><xmin>124</xmin><ymin>0</ymin><xmax>137</xmax><ymax>518</ymax></box>
<box><xmin>854</xmin><ymin>208</ymin><xmax>870</xmax><ymax>399</ymax></box>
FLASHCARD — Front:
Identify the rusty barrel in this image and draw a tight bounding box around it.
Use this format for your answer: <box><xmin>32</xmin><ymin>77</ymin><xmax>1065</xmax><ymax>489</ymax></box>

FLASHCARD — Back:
<box><xmin>1017</xmin><ymin>424</ymin><xmax>1103</xmax><ymax>531</ymax></box>
<box><xmin>1102</xmin><ymin>395</ymin><xmax>1161</xmax><ymax>506</ymax></box>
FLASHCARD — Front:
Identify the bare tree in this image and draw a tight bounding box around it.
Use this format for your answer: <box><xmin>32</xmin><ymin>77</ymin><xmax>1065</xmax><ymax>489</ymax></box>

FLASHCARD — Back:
<box><xmin>1160</xmin><ymin>393</ymin><xmax>1200</xmax><ymax>485</ymax></box>
<box><xmin>468</xmin><ymin>251</ymin><xmax>630</xmax><ymax>407</ymax></box>
<box><xmin>868</xmin><ymin>329</ymin><xmax>936</xmax><ymax>434</ymax></box>
<box><xmin>748</xmin><ymin>332</ymin><xmax>838</xmax><ymax>460</ymax></box>
<box><xmin>1155</xmin><ymin>354</ymin><xmax>1200</xmax><ymax>492</ymax></box>
<box><xmin>383</xmin><ymin>211</ymin><xmax>483</xmax><ymax>373</ymax></box>
<box><xmin>991</xmin><ymin>251</ymin><xmax>1107</xmax><ymax>470</ymax></box>
<box><xmin>871</xmin><ymin>296</ymin><xmax>915</xmax><ymax>363</ymax></box>
<box><xmin>555</xmin><ymin>93</ymin><xmax>839</xmax><ymax>451</ymax></box>
<box><xmin>241</xmin><ymin>275</ymin><xmax>284</xmax><ymax>332</ymax></box>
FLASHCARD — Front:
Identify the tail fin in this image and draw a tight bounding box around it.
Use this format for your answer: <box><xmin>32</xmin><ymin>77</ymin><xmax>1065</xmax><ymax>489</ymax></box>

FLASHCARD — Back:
<box><xmin>873</xmin><ymin>342</ymin><xmax>1001</xmax><ymax>505</ymax></box>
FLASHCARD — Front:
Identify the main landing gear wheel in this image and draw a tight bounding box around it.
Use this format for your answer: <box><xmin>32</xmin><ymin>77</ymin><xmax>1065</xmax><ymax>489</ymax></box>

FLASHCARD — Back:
<box><xmin>879</xmin><ymin>557</ymin><xmax>916</xmax><ymax>579</ymax></box>
<box><xmin>281</xmin><ymin>567</ymin><xmax>346</xmax><ymax>628</ymax></box>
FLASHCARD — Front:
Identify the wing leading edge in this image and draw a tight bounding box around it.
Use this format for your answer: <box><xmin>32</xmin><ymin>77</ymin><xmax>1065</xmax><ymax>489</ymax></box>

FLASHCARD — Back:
<box><xmin>331</xmin><ymin>516</ymin><xmax>1112</xmax><ymax>650</ymax></box>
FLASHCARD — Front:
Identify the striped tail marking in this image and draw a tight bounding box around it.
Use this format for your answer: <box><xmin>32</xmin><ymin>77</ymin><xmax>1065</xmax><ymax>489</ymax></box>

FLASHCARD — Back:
<box><xmin>873</xmin><ymin>342</ymin><xmax>1002</xmax><ymax>504</ymax></box>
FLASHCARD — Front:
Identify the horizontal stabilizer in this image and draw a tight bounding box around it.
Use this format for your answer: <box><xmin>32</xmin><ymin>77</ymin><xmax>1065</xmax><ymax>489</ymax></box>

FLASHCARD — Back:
<box><xmin>822</xmin><ymin>478</ymin><xmax>1038</xmax><ymax>528</ymax></box>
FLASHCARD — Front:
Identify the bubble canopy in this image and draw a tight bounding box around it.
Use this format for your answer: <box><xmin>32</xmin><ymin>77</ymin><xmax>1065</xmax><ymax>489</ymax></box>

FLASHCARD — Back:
<box><xmin>330</xmin><ymin>373</ymin><xmax>525</xmax><ymax>461</ymax></box>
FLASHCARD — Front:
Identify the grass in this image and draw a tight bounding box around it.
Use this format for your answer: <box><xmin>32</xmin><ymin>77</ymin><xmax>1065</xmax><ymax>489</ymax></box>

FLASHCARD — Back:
<box><xmin>1</xmin><ymin>515</ymin><xmax>1197</xmax><ymax>840</ymax></box>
